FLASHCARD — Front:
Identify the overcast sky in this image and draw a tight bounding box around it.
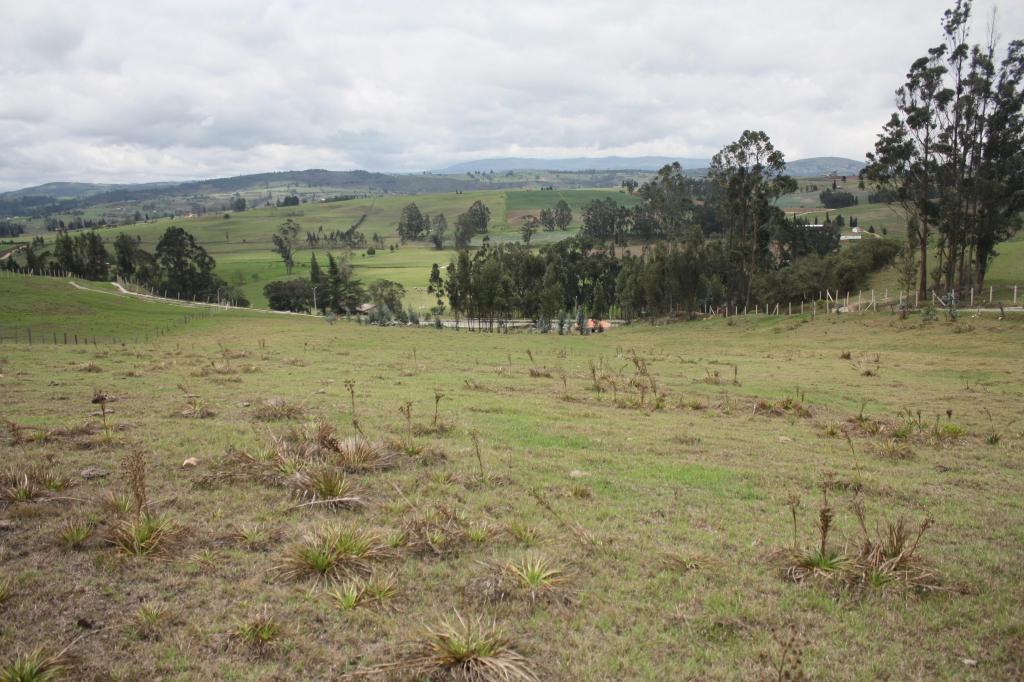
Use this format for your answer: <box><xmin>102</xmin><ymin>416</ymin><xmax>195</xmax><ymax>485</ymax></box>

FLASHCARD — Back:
<box><xmin>1</xmin><ymin>1</ymin><xmax>1022</xmax><ymax>191</ymax></box>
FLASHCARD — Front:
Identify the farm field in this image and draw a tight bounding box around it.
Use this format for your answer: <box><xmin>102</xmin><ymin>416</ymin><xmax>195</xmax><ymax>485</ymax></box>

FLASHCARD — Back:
<box><xmin>1</xmin><ymin>274</ymin><xmax>1023</xmax><ymax>679</ymax></box>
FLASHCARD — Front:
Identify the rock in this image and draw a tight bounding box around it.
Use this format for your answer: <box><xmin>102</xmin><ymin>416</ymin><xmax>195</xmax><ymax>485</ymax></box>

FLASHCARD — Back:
<box><xmin>961</xmin><ymin>659</ymin><xmax>978</xmax><ymax>668</ymax></box>
<box><xmin>0</xmin><ymin>519</ymin><xmax>15</xmax><ymax>532</ymax></box>
<box><xmin>81</xmin><ymin>467</ymin><xmax>109</xmax><ymax>480</ymax></box>
<box><xmin>778</xmin><ymin>436</ymin><xmax>793</xmax><ymax>443</ymax></box>
<box><xmin>182</xmin><ymin>457</ymin><xmax>199</xmax><ymax>468</ymax></box>
<box><xmin>240</xmin><ymin>401</ymin><xmax>251</xmax><ymax>407</ymax></box>
<box><xmin>569</xmin><ymin>469</ymin><xmax>588</xmax><ymax>479</ymax></box>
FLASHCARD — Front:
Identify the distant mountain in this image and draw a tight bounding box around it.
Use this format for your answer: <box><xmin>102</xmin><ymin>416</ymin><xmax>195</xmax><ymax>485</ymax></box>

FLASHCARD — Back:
<box><xmin>784</xmin><ymin>157</ymin><xmax>865</xmax><ymax>177</ymax></box>
<box><xmin>0</xmin><ymin>169</ymin><xmax>519</xmax><ymax>219</ymax></box>
<box><xmin>436</xmin><ymin>156</ymin><xmax>709</xmax><ymax>174</ymax></box>
<box><xmin>436</xmin><ymin>155</ymin><xmax>865</xmax><ymax>176</ymax></box>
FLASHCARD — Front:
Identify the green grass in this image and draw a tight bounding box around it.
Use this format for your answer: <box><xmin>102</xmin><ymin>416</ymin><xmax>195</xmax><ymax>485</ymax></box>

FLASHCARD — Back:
<box><xmin>2</xmin><ymin>274</ymin><xmax>1023</xmax><ymax>678</ymax></box>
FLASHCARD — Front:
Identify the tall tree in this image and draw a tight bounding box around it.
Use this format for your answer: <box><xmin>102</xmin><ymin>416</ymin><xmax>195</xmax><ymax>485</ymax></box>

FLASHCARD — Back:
<box><xmin>430</xmin><ymin>213</ymin><xmax>448</xmax><ymax>249</ymax></box>
<box><xmin>707</xmin><ymin>130</ymin><xmax>797</xmax><ymax>307</ymax></box>
<box><xmin>272</xmin><ymin>218</ymin><xmax>301</xmax><ymax>275</ymax></box>
<box><xmin>398</xmin><ymin>203</ymin><xmax>427</xmax><ymax>243</ymax></box>
<box><xmin>553</xmin><ymin>200</ymin><xmax>573</xmax><ymax>230</ymax></box>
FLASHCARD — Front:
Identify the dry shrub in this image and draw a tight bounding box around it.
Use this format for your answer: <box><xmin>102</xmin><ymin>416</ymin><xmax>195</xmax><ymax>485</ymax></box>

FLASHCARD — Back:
<box><xmin>402</xmin><ymin>503</ymin><xmax>470</xmax><ymax>557</ymax></box>
<box><xmin>75</xmin><ymin>362</ymin><xmax>103</xmax><ymax>373</ymax></box>
<box><xmin>849</xmin><ymin>499</ymin><xmax>941</xmax><ymax>592</ymax></box>
<box><xmin>528</xmin><ymin>367</ymin><xmax>553</xmax><ymax>378</ymax></box>
<box><xmin>191</xmin><ymin>362</ymin><xmax>236</xmax><ymax>377</ymax></box>
<box><xmin>253</xmin><ymin>397</ymin><xmax>305</xmax><ymax>421</ymax></box>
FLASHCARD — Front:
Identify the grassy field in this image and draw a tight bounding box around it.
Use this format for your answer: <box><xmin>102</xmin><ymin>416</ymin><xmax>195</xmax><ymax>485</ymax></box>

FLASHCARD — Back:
<box><xmin>1</xmin><ymin>274</ymin><xmax>1023</xmax><ymax>679</ymax></box>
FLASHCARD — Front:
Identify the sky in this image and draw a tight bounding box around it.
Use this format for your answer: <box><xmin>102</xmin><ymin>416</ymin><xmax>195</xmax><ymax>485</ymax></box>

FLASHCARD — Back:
<box><xmin>1</xmin><ymin>0</ymin><xmax>1023</xmax><ymax>191</ymax></box>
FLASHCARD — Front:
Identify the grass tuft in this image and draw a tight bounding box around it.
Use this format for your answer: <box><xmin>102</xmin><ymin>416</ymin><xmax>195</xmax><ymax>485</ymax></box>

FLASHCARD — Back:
<box><xmin>106</xmin><ymin>513</ymin><xmax>177</xmax><ymax>556</ymax></box>
<box><xmin>277</xmin><ymin>525</ymin><xmax>388</xmax><ymax>585</ymax></box>
<box><xmin>0</xmin><ymin>647</ymin><xmax>71</xmax><ymax>682</ymax></box>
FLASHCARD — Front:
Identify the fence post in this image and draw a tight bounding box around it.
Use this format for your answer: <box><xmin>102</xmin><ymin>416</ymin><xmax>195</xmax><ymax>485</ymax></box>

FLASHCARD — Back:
<box><xmin>1014</xmin><ymin>285</ymin><xmax>1018</xmax><ymax>305</ymax></box>
<box><xmin>789</xmin><ymin>302</ymin><xmax>792</xmax><ymax>316</ymax></box>
<box><xmin>27</xmin><ymin>328</ymin><xmax>31</xmax><ymax>345</ymax></box>
<box><xmin>989</xmin><ymin>286</ymin><xmax>993</xmax><ymax>303</ymax></box>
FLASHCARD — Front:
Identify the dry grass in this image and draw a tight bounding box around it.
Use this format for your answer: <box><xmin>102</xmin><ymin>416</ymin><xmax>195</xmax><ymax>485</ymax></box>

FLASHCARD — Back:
<box><xmin>253</xmin><ymin>397</ymin><xmax>305</xmax><ymax>421</ymax></box>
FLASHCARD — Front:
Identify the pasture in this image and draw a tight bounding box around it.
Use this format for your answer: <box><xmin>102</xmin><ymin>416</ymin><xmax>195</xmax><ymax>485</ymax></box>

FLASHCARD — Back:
<box><xmin>1</xmin><ymin>274</ymin><xmax>1022</xmax><ymax>679</ymax></box>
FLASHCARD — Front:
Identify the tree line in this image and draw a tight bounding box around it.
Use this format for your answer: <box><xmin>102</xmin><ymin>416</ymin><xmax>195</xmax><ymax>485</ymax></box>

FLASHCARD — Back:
<box><xmin>4</xmin><ymin>226</ymin><xmax>249</xmax><ymax>306</ymax></box>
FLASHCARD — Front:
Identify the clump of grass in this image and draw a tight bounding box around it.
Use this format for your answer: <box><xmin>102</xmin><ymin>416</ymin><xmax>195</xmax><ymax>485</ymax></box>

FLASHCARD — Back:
<box><xmin>504</xmin><ymin>555</ymin><xmax>570</xmax><ymax>602</ymax></box>
<box><xmin>505</xmin><ymin>521</ymin><xmax>540</xmax><ymax>547</ymax></box>
<box><xmin>58</xmin><ymin>517</ymin><xmax>94</xmax><ymax>550</ymax></box>
<box><xmin>99</xmin><ymin>489</ymin><xmax>133</xmax><ymax>517</ymax></box>
<box><xmin>277</xmin><ymin>525</ymin><xmax>388</xmax><ymax>585</ymax></box>
<box><xmin>0</xmin><ymin>575</ymin><xmax>11</xmax><ymax>605</ymax></box>
<box><xmin>290</xmin><ymin>467</ymin><xmax>363</xmax><ymax>510</ymax></box>
<box><xmin>466</xmin><ymin>524</ymin><xmax>497</xmax><ymax>545</ymax></box>
<box><xmin>0</xmin><ymin>647</ymin><xmax>72</xmax><ymax>681</ymax></box>
<box><xmin>253</xmin><ymin>397</ymin><xmax>305</xmax><ymax>421</ymax></box>
<box><xmin>351</xmin><ymin>612</ymin><xmax>537</xmax><ymax>681</ymax></box>
<box><xmin>1</xmin><ymin>471</ymin><xmax>44</xmax><ymax>503</ymax></box>
<box><xmin>328</xmin><ymin>573</ymin><xmax>398</xmax><ymax>611</ymax></box>
<box><xmin>131</xmin><ymin>602</ymin><xmax>170</xmax><ymax>641</ymax></box>
<box><xmin>661</xmin><ymin>551</ymin><xmax>706</xmax><ymax>573</ymax></box>
<box><xmin>875</xmin><ymin>438</ymin><xmax>914</xmax><ymax>460</ymax></box>
<box><xmin>232</xmin><ymin>609</ymin><xmax>281</xmax><ymax>655</ymax></box>
<box><xmin>839</xmin><ymin>350</ymin><xmax>852</xmax><ymax>360</ymax></box>
<box><xmin>820</xmin><ymin>420</ymin><xmax>841</xmax><ymax>438</ymax></box>
<box><xmin>107</xmin><ymin>513</ymin><xmax>177</xmax><ymax>556</ymax></box>
<box><xmin>177</xmin><ymin>384</ymin><xmax>215</xmax><ymax>419</ymax></box>
<box><xmin>334</xmin><ymin>437</ymin><xmax>396</xmax><ymax>473</ymax></box>
<box><xmin>935</xmin><ymin>422</ymin><xmax>968</xmax><ymax>442</ymax></box>
<box><xmin>76</xmin><ymin>362</ymin><xmax>103</xmax><ymax>373</ymax></box>
<box><xmin>570</xmin><ymin>484</ymin><xmax>592</xmax><ymax>499</ymax></box>
<box><xmin>233</xmin><ymin>523</ymin><xmax>276</xmax><ymax>551</ymax></box>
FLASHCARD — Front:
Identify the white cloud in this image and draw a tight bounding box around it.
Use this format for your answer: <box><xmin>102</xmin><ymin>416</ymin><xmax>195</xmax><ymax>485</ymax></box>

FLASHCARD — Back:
<box><xmin>0</xmin><ymin>0</ymin><xmax>1022</xmax><ymax>189</ymax></box>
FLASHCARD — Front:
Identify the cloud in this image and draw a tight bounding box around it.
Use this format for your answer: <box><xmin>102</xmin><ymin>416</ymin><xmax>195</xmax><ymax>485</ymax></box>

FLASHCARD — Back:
<box><xmin>0</xmin><ymin>0</ymin><xmax>1022</xmax><ymax>190</ymax></box>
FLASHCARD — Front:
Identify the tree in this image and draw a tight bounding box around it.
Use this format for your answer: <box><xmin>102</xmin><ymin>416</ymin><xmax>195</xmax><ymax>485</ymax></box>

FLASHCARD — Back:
<box><xmin>309</xmin><ymin>253</ymin><xmax>324</xmax><ymax>288</ymax></box>
<box><xmin>368</xmin><ymin>279</ymin><xmax>406</xmax><ymax>315</ymax></box>
<box><xmin>154</xmin><ymin>226</ymin><xmax>221</xmax><ymax>300</ymax></box>
<box><xmin>230</xmin><ymin>196</ymin><xmax>246</xmax><ymax>212</ymax></box>
<box><xmin>622</xmin><ymin>179</ymin><xmax>639</xmax><ymax>194</ymax></box>
<box><xmin>324</xmin><ymin>252</ymin><xmax>366</xmax><ymax>314</ymax></box>
<box><xmin>398</xmin><ymin>203</ymin><xmax>427</xmax><ymax>243</ymax></box>
<box><xmin>538</xmin><ymin>208</ymin><xmax>556</xmax><ymax>231</ymax></box>
<box><xmin>580</xmin><ymin>198</ymin><xmax>629</xmax><ymax>245</ymax></box>
<box><xmin>264</xmin><ymin>279</ymin><xmax>313</xmax><ymax>313</ymax></box>
<box><xmin>430</xmin><ymin>213</ymin><xmax>448</xmax><ymax>249</ymax></box>
<box><xmin>463</xmin><ymin>200</ymin><xmax>491</xmax><ymax>234</ymax></box>
<box><xmin>553</xmin><ymin>200</ymin><xmax>573</xmax><ymax>230</ymax></box>
<box><xmin>521</xmin><ymin>216</ymin><xmax>538</xmax><ymax>244</ymax></box>
<box><xmin>707</xmin><ymin>130</ymin><xmax>797</xmax><ymax>306</ymax></box>
<box><xmin>272</xmin><ymin>218</ymin><xmax>301</xmax><ymax>275</ymax></box>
